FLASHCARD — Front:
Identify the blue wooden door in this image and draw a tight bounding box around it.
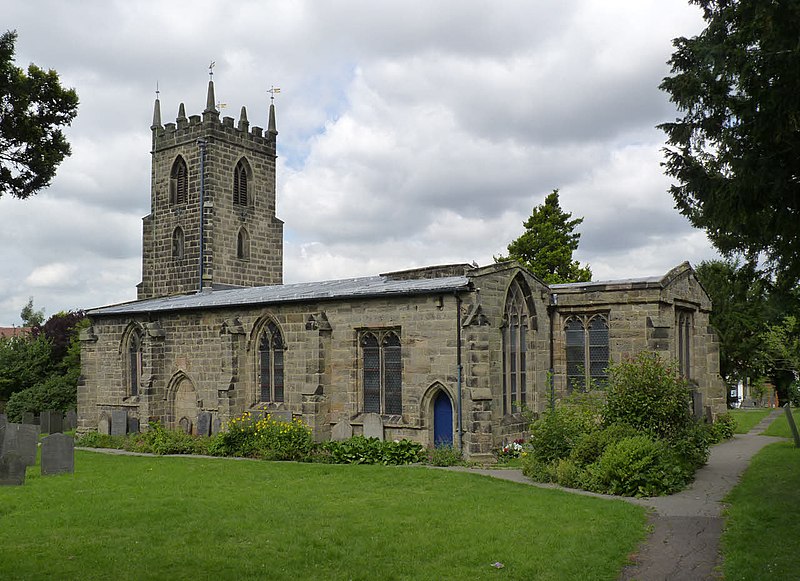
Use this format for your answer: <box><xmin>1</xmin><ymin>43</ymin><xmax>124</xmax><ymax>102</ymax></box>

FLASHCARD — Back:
<box><xmin>433</xmin><ymin>391</ymin><xmax>453</xmax><ymax>446</ymax></box>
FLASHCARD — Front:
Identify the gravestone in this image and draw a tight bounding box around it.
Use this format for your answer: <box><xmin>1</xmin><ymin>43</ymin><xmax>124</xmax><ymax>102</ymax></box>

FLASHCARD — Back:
<box><xmin>0</xmin><ymin>424</ymin><xmax>5</xmax><ymax>454</ymax></box>
<box><xmin>127</xmin><ymin>417</ymin><xmax>140</xmax><ymax>434</ymax></box>
<box><xmin>41</xmin><ymin>433</ymin><xmax>74</xmax><ymax>476</ymax></box>
<box><xmin>0</xmin><ymin>452</ymin><xmax>26</xmax><ymax>486</ymax></box>
<box><xmin>41</xmin><ymin>410</ymin><xmax>63</xmax><ymax>434</ymax></box>
<box><xmin>0</xmin><ymin>413</ymin><xmax>7</xmax><ymax>428</ymax></box>
<box><xmin>1</xmin><ymin>423</ymin><xmax>39</xmax><ymax>467</ymax></box>
<box><xmin>211</xmin><ymin>417</ymin><xmax>222</xmax><ymax>435</ymax></box>
<box><xmin>331</xmin><ymin>420</ymin><xmax>353</xmax><ymax>441</ymax></box>
<box><xmin>249</xmin><ymin>410</ymin><xmax>266</xmax><ymax>421</ymax></box>
<box><xmin>98</xmin><ymin>413</ymin><xmax>111</xmax><ymax>435</ymax></box>
<box><xmin>179</xmin><ymin>417</ymin><xmax>192</xmax><ymax>434</ymax></box>
<box><xmin>64</xmin><ymin>410</ymin><xmax>77</xmax><ymax>431</ymax></box>
<box><xmin>110</xmin><ymin>409</ymin><xmax>128</xmax><ymax>436</ymax></box>
<box><xmin>196</xmin><ymin>412</ymin><xmax>211</xmax><ymax>437</ymax></box>
<box><xmin>692</xmin><ymin>390</ymin><xmax>704</xmax><ymax>420</ymax></box>
<box><xmin>269</xmin><ymin>410</ymin><xmax>293</xmax><ymax>424</ymax></box>
<box><xmin>362</xmin><ymin>413</ymin><xmax>384</xmax><ymax>441</ymax></box>
<box><xmin>21</xmin><ymin>412</ymin><xmax>34</xmax><ymax>425</ymax></box>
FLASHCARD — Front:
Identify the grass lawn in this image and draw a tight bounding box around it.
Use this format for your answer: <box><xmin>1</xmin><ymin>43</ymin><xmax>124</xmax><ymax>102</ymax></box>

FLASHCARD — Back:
<box><xmin>0</xmin><ymin>451</ymin><xmax>646</xmax><ymax>581</ymax></box>
<box><xmin>722</xmin><ymin>441</ymin><xmax>800</xmax><ymax>580</ymax></box>
<box><xmin>728</xmin><ymin>409</ymin><xmax>772</xmax><ymax>434</ymax></box>
<box><xmin>763</xmin><ymin>408</ymin><xmax>800</xmax><ymax>438</ymax></box>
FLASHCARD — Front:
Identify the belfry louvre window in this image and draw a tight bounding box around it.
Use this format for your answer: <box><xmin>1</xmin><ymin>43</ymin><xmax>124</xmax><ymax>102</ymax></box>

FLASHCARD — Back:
<box><xmin>677</xmin><ymin>310</ymin><xmax>693</xmax><ymax>379</ymax></box>
<box><xmin>565</xmin><ymin>315</ymin><xmax>609</xmax><ymax>390</ymax></box>
<box><xmin>361</xmin><ymin>330</ymin><xmax>402</xmax><ymax>415</ymax></box>
<box><xmin>233</xmin><ymin>160</ymin><xmax>248</xmax><ymax>206</ymax></box>
<box><xmin>170</xmin><ymin>156</ymin><xmax>188</xmax><ymax>204</ymax></box>
<box><xmin>259</xmin><ymin>322</ymin><xmax>284</xmax><ymax>402</ymax></box>
<box><xmin>502</xmin><ymin>279</ymin><xmax>530</xmax><ymax>414</ymax></box>
<box><xmin>127</xmin><ymin>329</ymin><xmax>143</xmax><ymax>397</ymax></box>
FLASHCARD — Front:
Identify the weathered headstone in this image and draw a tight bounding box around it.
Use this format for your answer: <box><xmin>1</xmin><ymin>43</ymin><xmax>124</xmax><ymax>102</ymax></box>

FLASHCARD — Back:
<box><xmin>41</xmin><ymin>433</ymin><xmax>74</xmax><ymax>476</ymax></box>
<box><xmin>127</xmin><ymin>417</ymin><xmax>140</xmax><ymax>434</ymax></box>
<box><xmin>110</xmin><ymin>409</ymin><xmax>128</xmax><ymax>436</ymax></box>
<box><xmin>21</xmin><ymin>412</ymin><xmax>34</xmax><ymax>425</ymax></box>
<box><xmin>331</xmin><ymin>420</ymin><xmax>353</xmax><ymax>441</ymax></box>
<box><xmin>1</xmin><ymin>423</ymin><xmax>39</xmax><ymax>467</ymax></box>
<box><xmin>0</xmin><ymin>413</ymin><xmax>7</xmax><ymax>429</ymax></box>
<box><xmin>196</xmin><ymin>411</ymin><xmax>211</xmax><ymax>437</ymax></box>
<box><xmin>64</xmin><ymin>410</ymin><xmax>77</xmax><ymax>431</ymax></box>
<box><xmin>179</xmin><ymin>417</ymin><xmax>192</xmax><ymax>434</ymax></box>
<box><xmin>0</xmin><ymin>424</ymin><xmax>5</xmax><ymax>454</ymax></box>
<box><xmin>41</xmin><ymin>410</ymin><xmax>63</xmax><ymax>434</ymax></box>
<box><xmin>268</xmin><ymin>410</ymin><xmax>293</xmax><ymax>424</ymax></box>
<box><xmin>98</xmin><ymin>412</ymin><xmax>111</xmax><ymax>435</ymax></box>
<box><xmin>0</xmin><ymin>452</ymin><xmax>26</xmax><ymax>486</ymax></box>
<box><xmin>362</xmin><ymin>413</ymin><xmax>384</xmax><ymax>441</ymax></box>
<box><xmin>211</xmin><ymin>417</ymin><xmax>222</xmax><ymax>435</ymax></box>
<box><xmin>692</xmin><ymin>390</ymin><xmax>704</xmax><ymax>420</ymax></box>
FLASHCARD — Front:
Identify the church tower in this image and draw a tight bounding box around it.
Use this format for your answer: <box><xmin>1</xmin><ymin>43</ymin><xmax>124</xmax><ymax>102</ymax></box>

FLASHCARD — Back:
<box><xmin>138</xmin><ymin>78</ymin><xmax>283</xmax><ymax>299</ymax></box>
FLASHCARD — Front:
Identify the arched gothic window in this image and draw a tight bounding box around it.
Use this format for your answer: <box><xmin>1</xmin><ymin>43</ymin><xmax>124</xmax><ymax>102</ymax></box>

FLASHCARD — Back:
<box><xmin>502</xmin><ymin>279</ymin><xmax>530</xmax><ymax>414</ymax></box>
<box><xmin>233</xmin><ymin>159</ymin><xmax>249</xmax><ymax>206</ymax></box>
<box><xmin>170</xmin><ymin>156</ymin><xmax>188</xmax><ymax>204</ymax></box>
<box><xmin>172</xmin><ymin>227</ymin><xmax>184</xmax><ymax>259</ymax></box>
<box><xmin>565</xmin><ymin>314</ymin><xmax>609</xmax><ymax>391</ymax></box>
<box><xmin>237</xmin><ymin>227</ymin><xmax>250</xmax><ymax>260</ymax></box>
<box><xmin>126</xmin><ymin>328</ymin><xmax>143</xmax><ymax>397</ymax></box>
<box><xmin>259</xmin><ymin>322</ymin><xmax>284</xmax><ymax>402</ymax></box>
<box><xmin>361</xmin><ymin>330</ymin><xmax>402</xmax><ymax>415</ymax></box>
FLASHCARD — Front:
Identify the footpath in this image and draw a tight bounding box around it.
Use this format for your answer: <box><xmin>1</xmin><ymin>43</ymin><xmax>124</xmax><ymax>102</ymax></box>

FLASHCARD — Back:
<box><xmin>446</xmin><ymin>410</ymin><xmax>785</xmax><ymax>581</ymax></box>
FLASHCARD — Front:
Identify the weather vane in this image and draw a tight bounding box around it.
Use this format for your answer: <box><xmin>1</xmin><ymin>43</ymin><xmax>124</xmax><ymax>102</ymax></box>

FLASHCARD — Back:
<box><xmin>155</xmin><ymin>81</ymin><xmax>159</xmax><ymax>99</ymax></box>
<box><xmin>209</xmin><ymin>61</ymin><xmax>216</xmax><ymax>80</ymax></box>
<box><xmin>268</xmin><ymin>85</ymin><xmax>281</xmax><ymax>103</ymax></box>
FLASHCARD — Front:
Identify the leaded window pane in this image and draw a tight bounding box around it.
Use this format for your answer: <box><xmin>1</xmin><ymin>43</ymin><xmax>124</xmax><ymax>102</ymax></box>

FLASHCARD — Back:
<box><xmin>362</xmin><ymin>334</ymin><xmax>380</xmax><ymax>413</ymax></box>
<box><xmin>383</xmin><ymin>333</ymin><xmax>402</xmax><ymax>415</ymax></box>
<box><xmin>519</xmin><ymin>321</ymin><xmax>527</xmax><ymax>405</ymax></box>
<box><xmin>588</xmin><ymin>317</ymin><xmax>609</xmax><ymax>386</ymax></box>
<box><xmin>565</xmin><ymin>319</ymin><xmax>585</xmax><ymax>390</ymax></box>
<box><xmin>259</xmin><ymin>333</ymin><xmax>271</xmax><ymax>401</ymax></box>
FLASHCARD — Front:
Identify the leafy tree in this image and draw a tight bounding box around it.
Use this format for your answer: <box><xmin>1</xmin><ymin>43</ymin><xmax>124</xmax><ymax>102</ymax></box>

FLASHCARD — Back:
<box><xmin>19</xmin><ymin>296</ymin><xmax>44</xmax><ymax>327</ymax></box>
<box><xmin>497</xmin><ymin>189</ymin><xmax>592</xmax><ymax>284</ymax></box>
<box><xmin>36</xmin><ymin>309</ymin><xmax>85</xmax><ymax>363</ymax></box>
<box><xmin>659</xmin><ymin>1</ymin><xmax>800</xmax><ymax>282</ymax></box>
<box><xmin>760</xmin><ymin>315</ymin><xmax>800</xmax><ymax>406</ymax></box>
<box><xmin>0</xmin><ymin>333</ymin><xmax>52</xmax><ymax>401</ymax></box>
<box><xmin>0</xmin><ymin>30</ymin><xmax>79</xmax><ymax>199</ymax></box>
<box><xmin>694</xmin><ymin>258</ymin><xmax>770</xmax><ymax>382</ymax></box>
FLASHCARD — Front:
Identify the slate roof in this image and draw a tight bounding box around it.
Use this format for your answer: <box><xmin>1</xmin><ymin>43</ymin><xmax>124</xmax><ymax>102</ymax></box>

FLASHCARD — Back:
<box><xmin>550</xmin><ymin>275</ymin><xmax>663</xmax><ymax>291</ymax></box>
<box><xmin>88</xmin><ymin>274</ymin><xmax>472</xmax><ymax>316</ymax></box>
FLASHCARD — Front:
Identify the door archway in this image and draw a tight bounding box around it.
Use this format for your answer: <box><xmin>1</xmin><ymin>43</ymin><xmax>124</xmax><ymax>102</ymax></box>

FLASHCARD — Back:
<box><xmin>433</xmin><ymin>390</ymin><xmax>454</xmax><ymax>446</ymax></box>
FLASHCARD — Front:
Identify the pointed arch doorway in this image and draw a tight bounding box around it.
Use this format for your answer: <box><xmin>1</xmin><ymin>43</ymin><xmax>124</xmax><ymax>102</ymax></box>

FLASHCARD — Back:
<box><xmin>433</xmin><ymin>390</ymin><xmax>454</xmax><ymax>446</ymax></box>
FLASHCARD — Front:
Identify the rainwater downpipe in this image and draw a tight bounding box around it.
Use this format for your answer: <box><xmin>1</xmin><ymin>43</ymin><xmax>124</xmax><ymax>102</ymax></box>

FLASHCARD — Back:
<box><xmin>455</xmin><ymin>293</ymin><xmax>463</xmax><ymax>451</ymax></box>
<box><xmin>197</xmin><ymin>139</ymin><xmax>207</xmax><ymax>292</ymax></box>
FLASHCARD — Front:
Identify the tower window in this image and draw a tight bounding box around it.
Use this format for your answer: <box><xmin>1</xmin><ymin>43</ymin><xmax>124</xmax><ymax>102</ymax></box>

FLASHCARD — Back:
<box><xmin>172</xmin><ymin>227</ymin><xmax>184</xmax><ymax>259</ymax></box>
<box><xmin>259</xmin><ymin>322</ymin><xmax>284</xmax><ymax>403</ymax></box>
<box><xmin>237</xmin><ymin>227</ymin><xmax>250</xmax><ymax>260</ymax></box>
<box><xmin>361</xmin><ymin>330</ymin><xmax>402</xmax><ymax>415</ymax></box>
<box><xmin>233</xmin><ymin>159</ymin><xmax>249</xmax><ymax>206</ymax></box>
<box><xmin>170</xmin><ymin>156</ymin><xmax>188</xmax><ymax>204</ymax></box>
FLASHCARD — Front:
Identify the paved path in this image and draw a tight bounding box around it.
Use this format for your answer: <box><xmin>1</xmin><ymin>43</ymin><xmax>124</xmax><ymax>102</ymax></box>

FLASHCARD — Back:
<box><xmin>444</xmin><ymin>410</ymin><xmax>786</xmax><ymax>581</ymax></box>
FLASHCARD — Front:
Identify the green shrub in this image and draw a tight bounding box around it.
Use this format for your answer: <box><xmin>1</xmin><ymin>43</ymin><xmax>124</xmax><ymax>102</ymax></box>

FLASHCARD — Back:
<box><xmin>605</xmin><ymin>352</ymin><xmax>693</xmax><ymax>441</ymax></box>
<box><xmin>123</xmin><ymin>422</ymin><xmax>209</xmax><ymax>455</ymax></box>
<box><xmin>320</xmin><ymin>436</ymin><xmax>425</xmax><ymax>465</ymax></box>
<box><xmin>583</xmin><ymin>435</ymin><xmax>687</xmax><ymax>497</ymax></box>
<box><xmin>528</xmin><ymin>397</ymin><xmax>600</xmax><ymax>465</ymax></box>
<box><xmin>521</xmin><ymin>457</ymin><xmax>556</xmax><ymax>483</ymax></box>
<box><xmin>427</xmin><ymin>444</ymin><xmax>465</xmax><ymax>466</ymax></box>
<box><xmin>5</xmin><ymin>374</ymin><xmax>77</xmax><ymax>422</ymax></box>
<box><xmin>75</xmin><ymin>431</ymin><xmax>126</xmax><ymax>449</ymax></box>
<box><xmin>553</xmin><ymin>458</ymin><xmax>582</xmax><ymax>489</ymax></box>
<box><xmin>710</xmin><ymin>412</ymin><xmax>736</xmax><ymax>442</ymax></box>
<box><xmin>569</xmin><ymin>423</ymin><xmax>640</xmax><ymax>468</ymax></box>
<box><xmin>669</xmin><ymin>421</ymin><xmax>712</xmax><ymax>471</ymax></box>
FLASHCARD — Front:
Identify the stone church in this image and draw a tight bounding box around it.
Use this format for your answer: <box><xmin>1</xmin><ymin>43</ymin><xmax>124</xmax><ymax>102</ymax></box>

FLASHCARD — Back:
<box><xmin>78</xmin><ymin>80</ymin><xmax>726</xmax><ymax>459</ymax></box>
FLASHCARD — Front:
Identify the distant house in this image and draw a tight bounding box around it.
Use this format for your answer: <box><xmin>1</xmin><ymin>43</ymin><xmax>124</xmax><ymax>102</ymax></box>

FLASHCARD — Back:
<box><xmin>78</xmin><ymin>81</ymin><xmax>727</xmax><ymax>459</ymax></box>
<box><xmin>0</xmin><ymin>327</ymin><xmax>31</xmax><ymax>340</ymax></box>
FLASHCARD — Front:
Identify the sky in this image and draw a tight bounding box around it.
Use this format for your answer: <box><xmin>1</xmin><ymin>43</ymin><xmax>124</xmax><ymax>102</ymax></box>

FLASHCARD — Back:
<box><xmin>0</xmin><ymin>0</ymin><xmax>719</xmax><ymax>326</ymax></box>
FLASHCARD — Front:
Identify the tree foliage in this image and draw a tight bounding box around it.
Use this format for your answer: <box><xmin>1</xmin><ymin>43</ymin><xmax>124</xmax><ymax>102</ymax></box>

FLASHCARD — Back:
<box><xmin>19</xmin><ymin>296</ymin><xmax>44</xmax><ymax>327</ymax></box>
<box><xmin>497</xmin><ymin>189</ymin><xmax>592</xmax><ymax>284</ymax></box>
<box><xmin>659</xmin><ymin>1</ymin><xmax>800</xmax><ymax>282</ymax></box>
<box><xmin>694</xmin><ymin>258</ymin><xmax>770</xmax><ymax>382</ymax></box>
<box><xmin>0</xmin><ymin>30</ymin><xmax>79</xmax><ymax>199</ymax></box>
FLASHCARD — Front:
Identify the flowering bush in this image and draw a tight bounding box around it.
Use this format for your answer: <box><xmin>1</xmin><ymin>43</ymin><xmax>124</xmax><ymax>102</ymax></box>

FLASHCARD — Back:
<box><xmin>209</xmin><ymin>412</ymin><xmax>314</xmax><ymax>461</ymax></box>
<box><xmin>496</xmin><ymin>439</ymin><xmax>525</xmax><ymax>462</ymax></box>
